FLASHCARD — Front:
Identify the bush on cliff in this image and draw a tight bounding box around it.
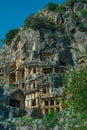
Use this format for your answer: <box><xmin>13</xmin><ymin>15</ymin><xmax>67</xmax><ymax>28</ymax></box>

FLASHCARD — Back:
<box><xmin>47</xmin><ymin>2</ymin><xmax>58</xmax><ymax>11</ymax></box>
<box><xmin>4</xmin><ymin>29</ymin><xmax>19</xmax><ymax>45</ymax></box>
<box><xmin>46</xmin><ymin>2</ymin><xmax>64</xmax><ymax>13</ymax></box>
<box><xmin>24</xmin><ymin>14</ymin><xmax>59</xmax><ymax>31</ymax></box>
<box><xmin>81</xmin><ymin>9</ymin><xmax>87</xmax><ymax>19</ymax></box>
<box><xmin>63</xmin><ymin>64</ymin><xmax>87</xmax><ymax>120</ymax></box>
<box><xmin>64</xmin><ymin>0</ymin><xmax>87</xmax><ymax>7</ymax></box>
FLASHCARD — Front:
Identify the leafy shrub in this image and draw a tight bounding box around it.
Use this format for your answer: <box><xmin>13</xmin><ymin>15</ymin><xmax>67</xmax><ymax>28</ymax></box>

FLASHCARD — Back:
<box><xmin>78</xmin><ymin>22</ymin><xmax>85</xmax><ymax>30</ymax></box>
<box><xmin>48</xmin><ymin>17</ymin><xmax>54</xmax><ymax>23</ymax></box>
<box><xmin>62</xmin><ymin>64</ymin><xmax>87</xmax><ymax>128</ymax></box>
<box><xmin>64</xmin><ymin>0</ymin><xmax>75</xmax><ymax>7</ymax></box>
<box><xmin>45</xmin><ymin>109</ymin><xmax>57</xmax><ymax>128</ymax></box>
<box><xmin>47</xmin><ymin>2</ymin><xmax>58</xmax><ymax>11</ymax></box>
<box><xmin>63</xmin><ymin>64</ymin><xmax>87</xmax><ymax>116</ymax></box>
<box><xmin>71</xmin><ymin>12</ymin><xmax>80</xmax><ymax>22</ymax></box>
<box><xmin>47</xmin><ymin>3</ymin><xmax>64</xmax><ymax>13</ymax></box>
<box><xmin>9</xmin><ymin>83</ymin><xmax>18</xmax><ymax>90</ymax></box>
<box><xmin>9</xmin><ymin>83</ymin><xmax>18</xmax><ymax>87</ymax></box>
<box><xmin>4</xmin><ymin>29</ymin><xmax>19</xmax><ymax>45</ymax></box>
<box><xmin>64</xmin><ymin>0</ymin><xmax>87</xmax><ymax>7</ymax></box>
<box><xmin>71</xmin><ymin>12</ymin><xmax>85</xmax><ymax>31</ymax></box>
<box><xmin>8</xmin><ymin>121</ymin><xmax>15</xmax><ymax>127</ymax></box>
<box><xmin>24</xmin><ymin>14</ymin><xmax>42</xmax><ymax>29</ymax></box>
<box><xmin>0</xmin><ymin>77</ymin><xmax>4</xmax><ymax>80</ymax></box>
<box><xmin>52</xmin><ymin>24</ymin><xmax>59</xmax><ymax>30</ymax></box>
<box><xmin>76</xmin><ymin>0</ymin><xmax>87</xmax><ymax>3</ymax></box>
<box><xmin>24</xmin><ymin>14</ymin><xmax>59</xmax><ymax>31</ymax></box>
<box><xmin>55</xmin><ymin>5</ymin><xmax>65</xmax><ymax>13</ymax></box>
<box><xmin>81</xmin><ymin>9</ymin><xmax>87</xmax><ymax>19</ymax></box>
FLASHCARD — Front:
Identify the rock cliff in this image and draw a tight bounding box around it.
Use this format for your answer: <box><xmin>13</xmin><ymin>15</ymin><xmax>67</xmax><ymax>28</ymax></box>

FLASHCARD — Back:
<box><xmin>0</xmin><ymin>0</ymin><xmax>87</xmax><ymax>129</ymax></box>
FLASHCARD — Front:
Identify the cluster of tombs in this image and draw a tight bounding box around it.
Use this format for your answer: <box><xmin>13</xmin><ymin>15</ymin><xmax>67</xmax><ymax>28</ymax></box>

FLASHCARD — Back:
<box><xmin>0</xmin><ymin>34</ymin><xmax>72</xmax><ymax>116</ymax></box>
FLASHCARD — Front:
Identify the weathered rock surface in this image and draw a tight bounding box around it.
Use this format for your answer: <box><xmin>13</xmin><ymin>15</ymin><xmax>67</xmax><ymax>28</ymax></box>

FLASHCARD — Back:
<box><xmin>0</xmin><ymin>1</ymin><xmax>87</xmax><ymax>129</ymax></box>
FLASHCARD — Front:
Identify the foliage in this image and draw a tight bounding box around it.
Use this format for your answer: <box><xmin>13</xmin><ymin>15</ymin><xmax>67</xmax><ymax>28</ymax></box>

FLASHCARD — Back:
<box><xmin>71</xmin><ymin>12</ymin><xmax>83</xmax><ymax>28</ymax></box>
<box><xmin>81</xmin><ymin>9</ymin><xmax>87</xmax><ymax>19</ymax></box>
<box><xmin>48</xmin><ymin>17</ymin><xmax>54</xmax><ymax>23</ymax></box>
<box><xmin>24</xmin><ymin>14</ymin><xmax>59</xmax><ymax>31</ymax></box>
<box><xmin>4</xmin><ymin>29</ymin><xmax>19</xmax><ymax>45</ymax></box>
<box><xmin>9</xmin><ymin>83</ymin><xmax>18</xmax><ymax>90</ymax></box>
<box><xmin>52</xmin><ymin>24</ymin><xmax>59</xmax><ymax>30</ymax></box>
<box><xmin>24</xmin><ymin>14</ymin><xmax>41</xmax><ymax>29</ymax></box>
<box><xmin>78</xmin><ymin>22</ymin><xmax>85</xmax><ymax>30</ymax></box>
<box><xmin>64</xmin><ymin>0</ymin><xmax>75</xmax><ymax>7</ymax></box>
<box><xmin>9</xmin><ymin>83</ymin><xmax>18</xmax><ymax>87</ymax></box>
<box><xmin>55</xmin><ymin>5</ymin><xmax>65</xmax><ymax>13</ymax></box>
<box><xmin>47</xmin><ymin>2</ymin><xmax>58</xmax><ymax>11</ymax></box>
<box><xmin>72</xmin><ymin>47</ymin><xmax>80</xmax><ymax>52</ymax></box>
<box><xmin>44</xmin><ymin>109</ymin><xmax>57</xmax><ymax>128</ymax></box>
<box><xmin>16</xmin><ymin>116</ymin><xmax>36</xmax><ymax>127</ymax></box>
<box><xmin>70</xmin><ymin>34</ymin><xmax>75</xmax><ymax>41</ymax></box>
<box><xmin>44</xmin><ymin>107</ymin><xmax>87</xmax><ymax>129</ymax></box>
<box><xmin>8</xmin><ymin>121</ymin><xmax>15</xmax><ymax>127</ymax></box>
<box><xmin>47</xmin><ymin>3</ymin><xmax>64</xmax><ymax>13</ymax></box>
<box><xmin>64</xmin><ymin>0</ymin><xmax>87</xmax><ymax>7</ymax></box>
<box><xmin>0</xmin><ymin>77</ymin><xmax>4</xmax><ymax>80</ymax></box>
<box><xmin>71</xmin><ymin>12</ymin><xmax>80</xmax><ymax>22</ymax></box>
<box><xmin>63</xmin><ymin>65</ymin><xmax>87</xmax><ymax>120</ymax></box>
<box><xmin>61</xmin><ymin>64</ymin><xmax>87</xmax><ymax>128</ymax></box>
<box><xmin>71</xmin><ymin>12</ymin><xmax>85</xmax><ymax>31</ymax></box>
<box><xmin>45</xmin><ymin>109</ymin><xmax>56</xmax><ymax>122</ymax></box>
<box><xmin>76</xmin><ymin>0</ymin><xmax>87</xmax><ymax>3</ymax></box>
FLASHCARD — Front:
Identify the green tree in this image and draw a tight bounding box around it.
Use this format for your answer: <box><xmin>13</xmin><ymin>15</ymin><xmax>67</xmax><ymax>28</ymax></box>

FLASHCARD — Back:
<box><xmin>24</xmin><ymin>14</ymin><xmax>41</xmax><ymax>29</ymax></box>
<box><xmin>45</xmin><ymin>109</ymin><xmax>57</xmax><ymax>128</ymax></box>
<box><xmin>47</xmin><ymin>2</ymin><xmax>58</xmax><ymax>11</ymax></box>
<box><xmin>24</xmin><ymin>14</ymin><xmax>59</xmax><ymax>31</ymax></box>
<box><xmin>55</xmin><ymin>5</ymin><xmax>65</xmax><ymax>13</ymax></box>
<box><xmin>71</xmin><ymin>12</ymin><xmax>80</xmax><ymax>21</ymax></box>
<box><xmin>63</xmin><ymin>65</ymin><xmax>87</xmax><ymax>119</ymax></box>
<box><xmin>81</xmin><ymin>9</ymin><xmax>87</xmax><ymax>19</ymax></box>
<box><xmin>4</xmin><ymin>29</ymin><xmax>19</xmax><ymax>45</ymax></box>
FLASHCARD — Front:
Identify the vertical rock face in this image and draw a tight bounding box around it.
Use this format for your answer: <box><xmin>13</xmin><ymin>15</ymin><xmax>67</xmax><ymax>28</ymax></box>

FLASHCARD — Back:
<box><xmin>0</xmin><ymin>1</ymin><xmax>87</xmax><ymax>119</ymax></box>
<box><xmin>74</xmin><ymin>2</ymin><xmax>87</xmax><ymax>12</ymax></box>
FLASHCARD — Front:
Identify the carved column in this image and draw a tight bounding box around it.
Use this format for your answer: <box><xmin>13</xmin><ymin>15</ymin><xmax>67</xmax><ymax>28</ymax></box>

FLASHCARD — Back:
<box><xmin>42</xmin><ymin>101</ymin><xmax>45</xmax><ymax>115</ymax></box>
<box><xmin>59</xmin><ymin>99</ymin><xmax>62</xmax><ymax>111</ymax></box>
<box><xmin>48</xmin><ymin>101</ymin><xmax>50</xmax><ymax>113</ymax></box>
<box><xmin>29</xmin><ymin>100</ymin><xmax>31</xmax><ymax>107</ymax></box>
<box><xmin>24</xmin><ymin>68</ymin><xmax>28</xmax><ymax>78</ymax></box>
<box><xmin>54</xmin><ymin>100</ymin><xmax>56</xmax><ymax>111</ymax></box>
<box><xmin>16</xmin><ymin>70</ymin><xmax>19</xmax><ymax>82</ymax></box>
<box><xmin>25</xmin><ymin>100</ymin><xmax>28</xmax><ymax>107</ymax></box>
<box><xmin>53</xmin><ymin>67</ymin><xmax>55</xmax><ymax>73</ymax></box>
<box><xmin>36</xmin><ymin>98</ymin><xmax>38</xmax><ymax>106</ymax></box>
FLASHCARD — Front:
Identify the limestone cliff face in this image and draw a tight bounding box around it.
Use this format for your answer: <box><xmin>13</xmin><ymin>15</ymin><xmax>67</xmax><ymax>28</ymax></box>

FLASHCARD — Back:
<box><xmin>39</xmin><ymin>2</ymin><xmax>87</xmax><ymax>69</ymax></box>
<box><xmin>0</xmin><ymin>0</ymin><xmax>87</xmax><ymax>120</ymax></box>
<box><xmin>6</xmin><ymin>1</ymin><xmax>86</xmax><ymax>70</ymax></box>
<box><xmin>0</xmin><ymin>2</ymin><xmax>86</xmax><ymax>93</ymax></box>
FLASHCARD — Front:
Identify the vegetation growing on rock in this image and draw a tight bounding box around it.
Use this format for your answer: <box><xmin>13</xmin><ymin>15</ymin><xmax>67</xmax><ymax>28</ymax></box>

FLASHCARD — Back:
<box><xmin>55</xmin><ymin>5</ymin><xmax>65</xmax><ymax>13</ymax></box>
<box><xmin>47</xmin><ymin>2</ymin><xmax>58</xmax><ymax>11</ymax></box>
<box><xmin>1</xmin><ymin>0</ymin><xmax>87</xmax><ymax>129</ymax></box>
<box><xmin>24</xmin><ymin>14</ymin><xmax>59</xmax><ymax>31</ymax></box>
<box><xmin>4</xmin><ymin>29</ymin><xmax>19</xmax><ymax>45</ymax></box>
<box><xmin>65</xmin><ymin>0</ymin><xmax>87</xmax><ymax>7</ymax></box>
<box><xmin>63</xmin><ymin>64</ymin><xmax>87</xmax><ymax>116</ymax></box>
<box><xmin>47</xmin><ymin>2</ymin><xmax>64</xmax><ymax>13</ymax></box>
<box><xmin>71</xmin><ymin>12</ymin><xmax>80</xmax><ymax>22</ymax></box>
<box><xmin>81</xmin><ymin>9</ymin><xmax>87</xmax><ymax>19</ymax></box>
